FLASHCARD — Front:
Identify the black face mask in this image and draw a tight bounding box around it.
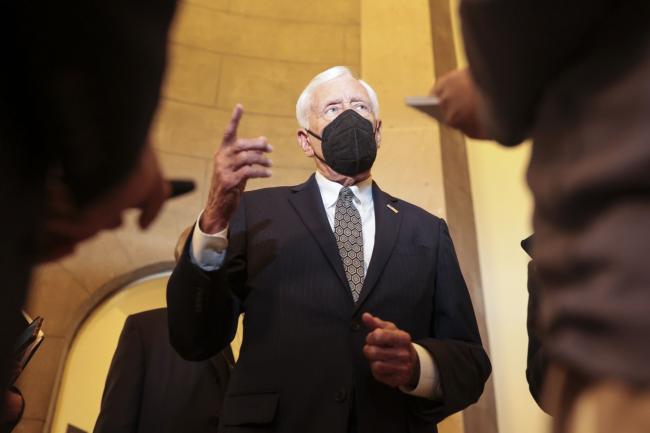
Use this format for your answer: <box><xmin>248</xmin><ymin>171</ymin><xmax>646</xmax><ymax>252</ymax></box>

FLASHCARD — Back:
<box><xmin>307</xmin><ymin>109</ymin><xmax>377</xmax><ymax>176</ymax></box>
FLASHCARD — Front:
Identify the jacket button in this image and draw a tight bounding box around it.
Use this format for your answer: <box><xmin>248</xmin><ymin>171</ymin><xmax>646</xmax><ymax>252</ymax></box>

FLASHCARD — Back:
<box><xmin>350</xmin><ymin>322</ymin><xmax>361</xmax><ymax>332</ymax></box>
<box><xmin>335</xmin><ymin>388</ymin><xmax>347</xmax><ymax>402</ymax></box>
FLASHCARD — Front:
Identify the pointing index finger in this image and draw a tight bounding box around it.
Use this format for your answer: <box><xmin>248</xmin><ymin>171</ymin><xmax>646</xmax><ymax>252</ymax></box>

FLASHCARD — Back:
<box><xmin>223</xmin><ymin>104</ymin><xmax>244</xmax><ymax>143</ymax></box>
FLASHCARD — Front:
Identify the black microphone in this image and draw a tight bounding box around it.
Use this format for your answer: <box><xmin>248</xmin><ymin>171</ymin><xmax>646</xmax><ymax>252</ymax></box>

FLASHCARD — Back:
<box><xmin>168</xmin><ymin>179</ymin><xmax>196</xmax><ymax>199</ymax></box>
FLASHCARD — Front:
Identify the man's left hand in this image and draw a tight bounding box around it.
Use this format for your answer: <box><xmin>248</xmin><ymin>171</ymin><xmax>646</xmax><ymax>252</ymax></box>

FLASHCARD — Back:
<box><xmin>362</xmin><ymin>312</ymin><xmax>420</xmax><ymax>389</ymax></box>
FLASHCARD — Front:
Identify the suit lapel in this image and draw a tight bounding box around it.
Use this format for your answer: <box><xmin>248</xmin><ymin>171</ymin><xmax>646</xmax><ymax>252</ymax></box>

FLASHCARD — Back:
<box><xmin>354</xmin><ymin>183</ymin><xmax>402</xmax><ymax>313</ymax></box>
<box><xmin>288</xmin><ymin>175</ymin><xmax>350</xmax><ymax>293</ymax></box>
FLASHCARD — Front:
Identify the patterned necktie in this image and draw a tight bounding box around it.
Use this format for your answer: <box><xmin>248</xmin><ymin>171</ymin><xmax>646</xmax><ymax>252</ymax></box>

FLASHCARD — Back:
<box><xmin>334</xmin><ymin>187</ymin><xmax>364</xmax><ymax>302</ymax></box>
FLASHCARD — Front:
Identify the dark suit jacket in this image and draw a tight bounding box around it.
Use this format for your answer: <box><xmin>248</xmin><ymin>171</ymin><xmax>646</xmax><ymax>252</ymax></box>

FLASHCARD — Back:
<box><xmin>461</xmin><ymin>1</ymin><xmax>650</xmax><ymax>385</ymax></box>
<box><xmin>94</xmin><ymin>308</ymin><xmax>233</xmax><ymax>433</ymax></box>
<box><xmin>167</xmin><ymin>175</ymin><xmax>491</xmax><ymax>433</ymax></box>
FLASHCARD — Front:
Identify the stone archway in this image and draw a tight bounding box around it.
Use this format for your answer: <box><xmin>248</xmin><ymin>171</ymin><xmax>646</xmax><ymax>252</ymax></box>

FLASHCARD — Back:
<box><xmin>42</xmin><ymin>262</ymin><xmax>174</xmax><ymax>433</ymax></box>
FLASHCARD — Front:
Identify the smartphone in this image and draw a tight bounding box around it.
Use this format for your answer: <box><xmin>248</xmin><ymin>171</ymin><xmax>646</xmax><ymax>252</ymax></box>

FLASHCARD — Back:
<box><xmin>405</xmin><ymin>95</ymin><xmax>444</xmax><ymax>122</ymax></box>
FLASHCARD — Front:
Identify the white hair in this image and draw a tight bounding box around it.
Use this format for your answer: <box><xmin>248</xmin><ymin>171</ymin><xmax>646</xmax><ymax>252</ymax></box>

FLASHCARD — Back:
<box><xmin>295</xmin><ymin>66</ymin><xmax>380</xmax><ymax>129</ymax></box>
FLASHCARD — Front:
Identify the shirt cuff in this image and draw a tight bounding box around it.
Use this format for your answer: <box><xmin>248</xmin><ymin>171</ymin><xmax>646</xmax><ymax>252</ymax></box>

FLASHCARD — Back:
<box><xmin>400</xmin><ymin>343</ymin><xmax>443</xmax><ymax>400</ymax></box>
<box><xmin>189</xmin><ymin>210</ymin><xmax>229</xmax><ymax>271</ymax></box>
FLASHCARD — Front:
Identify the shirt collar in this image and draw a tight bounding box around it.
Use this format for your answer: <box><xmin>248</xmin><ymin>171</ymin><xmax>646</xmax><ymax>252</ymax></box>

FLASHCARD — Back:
<box><xmin>314</xmin><ymin>171</ymin><xmax>373</xmax><ymax>209</ymax></box>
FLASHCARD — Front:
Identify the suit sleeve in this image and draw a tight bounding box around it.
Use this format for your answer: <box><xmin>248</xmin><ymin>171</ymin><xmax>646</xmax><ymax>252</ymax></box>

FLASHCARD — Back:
<box><xmin>166</xmin><ymin>197</ymin><xmax>247</xmax><ymax>361</ymax></box>
<box><xmin>460</xmin><ymin>0</ymin><xmax>609</xmax><ymax>145</ymax></box>
<box><xmin>93</xmin><ymin>317</ymin><xmax>145</xmax><ymax>433</ymax></box>
<box><xmin>411</xmin><ymin>220</ymin><xmax>491</xmax><ymax>422</ymax></box>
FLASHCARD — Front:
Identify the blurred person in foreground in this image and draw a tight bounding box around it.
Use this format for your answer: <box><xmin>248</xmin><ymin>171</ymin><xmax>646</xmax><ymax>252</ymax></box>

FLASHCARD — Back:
<box><xmin>167</xmin><ymin>66</ymin><xmax>491</xmax><ymax>433</ymax></box>
<box><xmin>0</xmin><ymin>0</ymin><xmax>178</xmax><ymax>399</ymax></box>
<box><xmin>432</xmin><ymin>1</ymin><xmax>650</xmax><ymax>431</ymax></box>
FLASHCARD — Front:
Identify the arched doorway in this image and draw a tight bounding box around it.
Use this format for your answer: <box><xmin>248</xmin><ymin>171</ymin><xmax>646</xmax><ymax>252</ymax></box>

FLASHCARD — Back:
<box><xmin>45</xmin><ymin>262</ymin><xmax>245</xmax><ymax>433</ymax></box>
<box><xmin>47</xmin><ymin>264</ymin><xmax>172</xmax><ymax>433</ymax></box>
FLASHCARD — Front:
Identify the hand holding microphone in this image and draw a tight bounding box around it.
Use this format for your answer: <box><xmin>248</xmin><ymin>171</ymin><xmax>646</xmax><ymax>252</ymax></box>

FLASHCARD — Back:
<box><xmin>38</xmin><ymin>143</ymin><xmax>197</xmax><ymax>262</ymax></box>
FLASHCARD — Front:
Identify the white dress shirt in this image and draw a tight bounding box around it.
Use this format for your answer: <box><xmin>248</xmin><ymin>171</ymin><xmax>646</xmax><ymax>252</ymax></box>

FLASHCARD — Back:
<box><xmin>189</xmin><ymin>172</ymin><xmax>441</xmax><ymax>400</ymax></box>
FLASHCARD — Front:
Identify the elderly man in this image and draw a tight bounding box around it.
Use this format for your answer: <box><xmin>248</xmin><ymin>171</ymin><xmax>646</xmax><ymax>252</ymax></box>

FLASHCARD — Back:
<box><xmin>167</xmin><ymin>66</ymin><xmax>491</xmax><ymax>433</ymax></box>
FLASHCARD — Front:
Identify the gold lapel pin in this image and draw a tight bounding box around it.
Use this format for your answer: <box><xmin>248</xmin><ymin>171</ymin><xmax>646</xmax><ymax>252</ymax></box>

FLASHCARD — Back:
<box><xmin>386</xmin><ymin>204</ymin><xmax>399</xmax><ymax>214</ymax></box>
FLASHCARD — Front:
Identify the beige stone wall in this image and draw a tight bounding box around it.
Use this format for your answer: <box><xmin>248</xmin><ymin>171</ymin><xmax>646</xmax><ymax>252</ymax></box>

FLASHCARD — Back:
<box><xmin>360</xmin><ymin>0</ymin><xmax>445</xmax><ymax>217</ymax></box>
<box><xmin>18</xmin><ymin>1</ymin><xmax>360</xmax><ymax>432</ymax></box>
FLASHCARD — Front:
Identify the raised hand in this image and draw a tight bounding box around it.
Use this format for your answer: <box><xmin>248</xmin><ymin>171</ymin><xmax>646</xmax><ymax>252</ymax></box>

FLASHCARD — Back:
<box><xmin>431</xmin><ymin>68</ymin><xmax>490</xmax><ymax>140</ymax></box>
<box><xmin>200</xmin><ymin>104</ymin><xmax>273</xmax><ymax>233</ymax></box>
<box><xmin>362</xmin><ymin>312</ymin><xmax>420</xmax><ymax>389</ymax></box>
